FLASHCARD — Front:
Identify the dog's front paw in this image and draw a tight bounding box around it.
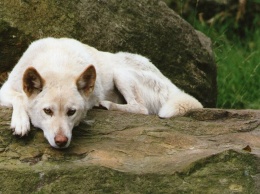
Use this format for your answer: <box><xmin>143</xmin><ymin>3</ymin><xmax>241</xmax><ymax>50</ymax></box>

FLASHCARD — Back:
<box><xmin>11</xmin><ymin>111</ymin><xmax>30</xmax><ymax>136</ymax></box>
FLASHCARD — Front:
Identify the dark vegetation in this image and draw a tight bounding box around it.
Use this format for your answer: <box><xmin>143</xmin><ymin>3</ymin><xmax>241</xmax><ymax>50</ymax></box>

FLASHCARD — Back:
<box><xmin>165</xmin><ymin>0</ymin><xmax>260</xmax><ymax>109</ymax></box>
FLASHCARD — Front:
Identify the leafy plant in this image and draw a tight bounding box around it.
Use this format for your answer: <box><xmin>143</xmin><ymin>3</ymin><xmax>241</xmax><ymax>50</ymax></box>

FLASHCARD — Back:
<box><xmin>165</xmin><ymin>0</ymin><xmax>260</xmax><ymax>109</ymax></box>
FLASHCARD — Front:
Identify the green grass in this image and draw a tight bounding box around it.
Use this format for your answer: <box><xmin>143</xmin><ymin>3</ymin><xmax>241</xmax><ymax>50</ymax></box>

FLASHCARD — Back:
<box><xmin>168</xmin><ymin>0</ymin><xmax>260</xmax><ymax>109</ymax></box>
<box><xmin>215</xmin><ymin>29</ymin><xmax>260</xmax><ymax>109</ymax></box>
<box><xmin>200</xmin><ymin>26</ymin><xmax>260</xmax><ymax>109</ymax></box>
<box><xmin>188</xmin><ymin>17</ymin><xmax>260</xmax><ymax>109</ymax></box>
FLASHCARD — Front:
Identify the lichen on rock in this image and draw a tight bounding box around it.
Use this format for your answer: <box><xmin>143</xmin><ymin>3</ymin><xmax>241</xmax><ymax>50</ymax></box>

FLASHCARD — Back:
<box><xmin>0</xmin><ymin>107</ymin><xmax>260</xmax><ymax>193</ymax></box>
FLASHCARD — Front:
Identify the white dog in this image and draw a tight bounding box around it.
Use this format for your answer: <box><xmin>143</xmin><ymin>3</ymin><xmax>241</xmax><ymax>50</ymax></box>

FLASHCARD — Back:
<box><xmin>0</xmin><ymin>37</ymin><xmax>202</xmax><ymax>148</ymax></box>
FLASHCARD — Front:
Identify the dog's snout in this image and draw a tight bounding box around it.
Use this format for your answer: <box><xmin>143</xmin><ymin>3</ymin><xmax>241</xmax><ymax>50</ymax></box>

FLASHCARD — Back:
<box><xmin>54</xmin><ymin>134</ymin><xmax>68</xmax><ymax>147</ymax></box>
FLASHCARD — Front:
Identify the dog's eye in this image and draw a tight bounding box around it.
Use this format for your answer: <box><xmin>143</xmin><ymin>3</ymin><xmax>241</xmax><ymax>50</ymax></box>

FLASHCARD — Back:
<box><xmin>67</xmin><ymin>109</ymin><xmax>76</xmax><ymax>116</ymax></box>
<box><xmin>43</xmin><ymin>108</ymin><xmax>53</xmax><ymax>116</ymax></box>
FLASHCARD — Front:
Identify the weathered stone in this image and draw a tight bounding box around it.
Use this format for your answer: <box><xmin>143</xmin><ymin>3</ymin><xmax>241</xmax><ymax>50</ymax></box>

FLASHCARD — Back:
<box><xmin>0</xmin><ymin>107</ymin><xmax>259</xmax><ymax>193</ymax></box>
<box><xmin>0</xmin><ymin>0</ymin><xmax>216</xmax><ymax>107</ymax></box>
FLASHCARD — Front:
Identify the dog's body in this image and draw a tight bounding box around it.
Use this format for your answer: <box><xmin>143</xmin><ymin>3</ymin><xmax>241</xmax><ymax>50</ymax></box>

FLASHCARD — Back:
<box><xmin>0</xmin><ymin>37</ymin><xmax>202</xmax><ymax>148</ymax></box>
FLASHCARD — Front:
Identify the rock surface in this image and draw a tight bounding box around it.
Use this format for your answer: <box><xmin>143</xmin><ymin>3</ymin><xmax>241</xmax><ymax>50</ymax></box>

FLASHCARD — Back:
<box><xmin>0</xmin><ymin>0</ymin><xmax>216</xmax><ymax>107</ymax></box>
<box><xmin>0</xmin><ymin>107</ymin><xmax>260</xmax><ymax>193</ymax></box>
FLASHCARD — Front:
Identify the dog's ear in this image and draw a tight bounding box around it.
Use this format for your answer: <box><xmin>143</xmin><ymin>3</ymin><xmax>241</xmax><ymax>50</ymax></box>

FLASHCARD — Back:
<box><xmin>76</xmin><ymin>65</ymin><xmax>96</xmax><ymax>95</ymax></box>
<box><xmin>23</xmin><ymin>67</ymin><xmax>45</xmax><ymax>97</ymax></box>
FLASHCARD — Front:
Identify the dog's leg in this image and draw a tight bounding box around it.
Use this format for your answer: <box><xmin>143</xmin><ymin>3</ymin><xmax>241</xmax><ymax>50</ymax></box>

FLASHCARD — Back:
<box><xmin>100</xmin><ymin>72</ymin><xmax>149</xmax><ymax>115</ymax></box>
<box><xmin>100</xmin><ymin>100</ymin><xmax>149</xmax><ymax>115</ymax></box>
<box><xmin>0</xmin><ymin>83</ymin><xmax>30</xmax><ymax>136</ymax></box>
<box><xmin>11</xmin><ymin>96</ymin><xmax>30</xmax><ymax>136</ymax></box>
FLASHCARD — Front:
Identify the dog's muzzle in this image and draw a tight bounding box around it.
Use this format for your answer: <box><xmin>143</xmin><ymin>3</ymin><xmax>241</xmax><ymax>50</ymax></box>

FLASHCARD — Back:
<box><xmin>54</xmin><ymin>134</ymin><xmax>68</xmax><ymax>148</ymax></box>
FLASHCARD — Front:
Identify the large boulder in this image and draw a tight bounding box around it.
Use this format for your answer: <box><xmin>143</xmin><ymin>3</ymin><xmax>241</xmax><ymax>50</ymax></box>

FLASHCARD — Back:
<box><xmin>0</xmin><ymin>107</ymin><xmax>260</xmax><ymax>193</ymax></box>
<box><xmin>0</xmin><ymin>0</ymin><xmax>216</xmax><ymax>107</ymax></box>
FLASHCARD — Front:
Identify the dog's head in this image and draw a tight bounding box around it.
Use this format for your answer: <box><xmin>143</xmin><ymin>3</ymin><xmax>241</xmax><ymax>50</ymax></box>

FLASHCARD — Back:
<box><xmin>22</xmin><ymin>65</ymin><xmax>96</xmax><ymax>148</ymax></box>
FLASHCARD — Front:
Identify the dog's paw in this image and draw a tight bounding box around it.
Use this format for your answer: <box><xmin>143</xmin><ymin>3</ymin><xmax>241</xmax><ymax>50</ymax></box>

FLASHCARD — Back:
<box><xmin>11</xmin><ymin>112</ymin><xmax>30</xmax><ymax>136</ymax></box>
<box><xmin>99</xmin><ymin>101</ymin><xmax>112</xmax><ymax>110</ymax></box>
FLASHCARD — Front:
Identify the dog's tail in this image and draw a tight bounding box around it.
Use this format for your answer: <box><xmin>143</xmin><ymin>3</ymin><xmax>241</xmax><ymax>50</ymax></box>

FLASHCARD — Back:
<box><xmin>158</xmin><ymin>91</ymin><xmax>203</xmax><ymax>118</ymax></box>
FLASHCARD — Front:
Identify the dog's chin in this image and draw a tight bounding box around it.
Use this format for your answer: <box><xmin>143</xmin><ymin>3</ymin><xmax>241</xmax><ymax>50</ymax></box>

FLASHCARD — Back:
<box><xmin>49</xmin><ymin>141</ymin><xmax>71</xmax><ymax>149</ymax></box>
<box><xmin>52</xmin><ymin>145</ymin><xmax>70</xmax><ymax>149</ymax></box>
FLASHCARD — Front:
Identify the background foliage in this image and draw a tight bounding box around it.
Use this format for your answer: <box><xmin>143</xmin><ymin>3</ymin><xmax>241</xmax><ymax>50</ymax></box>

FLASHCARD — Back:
<box><xmin>165</xmin><ymin>0</ymin><xmax>260</xmax><ymax>109</ymax></box>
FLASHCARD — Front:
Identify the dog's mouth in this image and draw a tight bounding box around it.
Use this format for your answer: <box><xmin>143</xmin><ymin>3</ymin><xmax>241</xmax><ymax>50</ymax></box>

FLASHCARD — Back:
<box><xmin>51</xmin><ymin>140</ymin><xmax>71</xmax><ymax>149</ymax></box>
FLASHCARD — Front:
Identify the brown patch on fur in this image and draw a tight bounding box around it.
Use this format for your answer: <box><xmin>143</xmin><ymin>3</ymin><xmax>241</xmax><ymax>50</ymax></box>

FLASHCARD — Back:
<box><xmin>23</xmin><ymin>67</ymin><xmax>45</xmax><ymax>97</ymax></box>
<box><xmin>76</xmin><ymin>65</ymin><xmax>96</xmax><ymax>96</ymax></box>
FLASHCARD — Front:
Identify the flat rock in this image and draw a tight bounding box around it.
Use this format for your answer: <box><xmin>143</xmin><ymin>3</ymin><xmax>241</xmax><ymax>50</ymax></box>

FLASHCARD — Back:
<box><xmin>0</xmin><ymin>107</ymin><xmax>259</xmax><ymax>193</ymax></box>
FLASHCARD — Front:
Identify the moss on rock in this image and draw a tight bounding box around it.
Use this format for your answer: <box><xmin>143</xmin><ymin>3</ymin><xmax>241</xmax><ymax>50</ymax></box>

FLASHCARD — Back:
<box><xmin>0</xmin><ymin>107</ymin><xmax>260</xmax><ymax>193</ymax></box>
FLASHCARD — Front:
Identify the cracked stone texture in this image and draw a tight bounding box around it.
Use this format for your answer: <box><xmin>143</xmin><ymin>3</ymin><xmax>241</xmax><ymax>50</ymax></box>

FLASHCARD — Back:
<box><xmin>0</xmin><ymin>0</ymin><xmax>216</xmax><ymax>107</ymax></box>
<box><xmin>0</xmin><ymin>107</ymin><xmax>260</xmax><ymax>193</ymax></box>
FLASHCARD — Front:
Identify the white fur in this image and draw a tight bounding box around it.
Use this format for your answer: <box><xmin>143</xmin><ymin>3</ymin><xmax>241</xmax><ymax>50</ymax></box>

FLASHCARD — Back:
<box><xmin>0</xmin><ymin>37</ymin><xmax>203</xmax><ymax>148</ymax></box>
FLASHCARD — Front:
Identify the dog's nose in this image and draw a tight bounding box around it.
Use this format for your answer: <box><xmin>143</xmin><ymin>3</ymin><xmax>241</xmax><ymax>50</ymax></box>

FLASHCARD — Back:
<box><xmin>54</xmin><ymin>134</ymin><xmax>68</xmax><ymax>147</ymax></box>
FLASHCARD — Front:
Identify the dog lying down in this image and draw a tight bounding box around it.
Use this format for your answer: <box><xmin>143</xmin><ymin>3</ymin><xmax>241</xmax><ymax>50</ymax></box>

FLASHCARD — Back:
<box><xmin>0</xmin><ymin>38</ymin><xmax>203</xmax><ymax>149</ymax></box>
